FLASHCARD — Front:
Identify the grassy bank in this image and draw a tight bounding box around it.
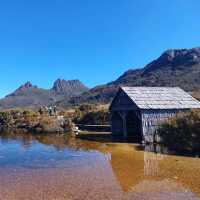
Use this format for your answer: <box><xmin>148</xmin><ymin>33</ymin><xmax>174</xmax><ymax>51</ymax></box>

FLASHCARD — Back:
<box><xmin>0</xmin><ymin>109</ymin><xmax>74</xmax><ymax>134</ymax></box>
<box><xmin>73</xmin><ymin>104</ymin><xmax>110</xmax><ymax>125</ymax></box>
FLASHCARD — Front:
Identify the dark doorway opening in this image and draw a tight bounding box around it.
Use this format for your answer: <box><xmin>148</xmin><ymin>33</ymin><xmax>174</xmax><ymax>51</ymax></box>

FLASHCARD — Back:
<box><xmin>111</xmin><ymin>111</ymin><xmax>124</xmax><ymax>137</ymax></box>
<box><xmin>126</xmin><ymin>111</ymin><xmax>142</xmax><ymax>143</ymax></box>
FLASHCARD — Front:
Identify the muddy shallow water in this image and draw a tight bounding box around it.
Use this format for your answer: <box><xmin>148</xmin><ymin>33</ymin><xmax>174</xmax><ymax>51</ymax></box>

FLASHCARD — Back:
<box><xmin>0</xmin><ymin>133</ymin><xmax>200</xmax><ymax>200</ymax></box>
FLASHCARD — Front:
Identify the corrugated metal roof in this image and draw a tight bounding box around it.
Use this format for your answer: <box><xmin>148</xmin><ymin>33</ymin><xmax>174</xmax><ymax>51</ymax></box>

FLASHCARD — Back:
<box><xmin>121</xmin><ymin>87</ymin><xmax>200</xmax><ymax>109</ymax></box>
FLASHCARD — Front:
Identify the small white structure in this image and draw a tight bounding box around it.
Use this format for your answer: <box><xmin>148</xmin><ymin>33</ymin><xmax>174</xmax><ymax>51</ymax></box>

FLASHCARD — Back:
<box><xmin>73</xmin><ymin>126</ymin><xmax>80</xmax><ymax>135</ymax></box>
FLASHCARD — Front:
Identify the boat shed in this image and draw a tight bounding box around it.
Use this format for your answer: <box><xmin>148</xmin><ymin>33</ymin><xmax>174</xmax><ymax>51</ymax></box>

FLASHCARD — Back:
<box><xmin>109</xmin><ymin>87</ymin><xmax>200</xmax><ymax>143</ymax></box>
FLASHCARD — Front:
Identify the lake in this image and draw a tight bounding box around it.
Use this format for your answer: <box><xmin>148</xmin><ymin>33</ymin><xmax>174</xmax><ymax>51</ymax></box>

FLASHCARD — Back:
<box><xmin>0</xmin><ymin>132</ymin><xmax>200</xmax><ymax>200</ymax></box>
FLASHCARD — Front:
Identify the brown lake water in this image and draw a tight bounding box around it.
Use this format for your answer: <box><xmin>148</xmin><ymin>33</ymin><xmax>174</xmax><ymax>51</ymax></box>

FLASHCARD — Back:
<box><xmin>0</xmin><ymin>133</ymin><xmax>200</xmax><ymax>200</ymax></box>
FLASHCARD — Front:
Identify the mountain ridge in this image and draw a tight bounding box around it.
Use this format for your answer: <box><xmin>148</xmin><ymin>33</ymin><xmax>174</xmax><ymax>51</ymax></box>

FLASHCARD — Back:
<box><xmin>1</xmin><ymin>46</ymin><xmax>200</xmax><ymax>109</ymax></box>
<box><xmin>68</xmin><ymin>46</ymin><xmax>200</xmax><ymax>105</ymax></box>
<box><xmin>0</xmin><ymin>79</ymin><xmax>89</xmax><ymax>109</ymax></box>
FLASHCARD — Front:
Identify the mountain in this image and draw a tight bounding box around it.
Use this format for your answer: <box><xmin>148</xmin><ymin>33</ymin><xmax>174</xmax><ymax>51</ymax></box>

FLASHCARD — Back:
<box><xmin>0</xmin><ymin>80</ymin><xmax>88</xmax><ymax>109</ymax></box>
<box><xmin>1</xmin><ymin>46</ymin><xmax>200</xmax><ymax>109</ymax></box>
<box><xmin>70</xmin><ymin>47</ymin><xmax>200</xmax><ymax>105</ymax></box>
<box><xmin>52</xmin><ymin>79</ymin><xmax>88</xmax><ymax>96</ymax></box>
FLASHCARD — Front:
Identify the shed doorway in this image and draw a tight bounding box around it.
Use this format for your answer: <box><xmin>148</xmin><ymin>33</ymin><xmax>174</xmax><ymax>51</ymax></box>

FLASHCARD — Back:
<box><xmin>126</xmin><ymin>111</ymin><xmax>142</xmax><ymax>142</ymax></box>
<box><xmin>111</xmin><ymin>111</ymin><xmax>124</xmax><ymax>136</ymax></box>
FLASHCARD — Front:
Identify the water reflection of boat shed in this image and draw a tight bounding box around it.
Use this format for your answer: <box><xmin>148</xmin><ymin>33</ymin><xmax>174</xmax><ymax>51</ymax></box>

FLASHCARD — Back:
<box><xmin>109</xmin><ymin>87</ymin><xmax>200</xmax><ymax>143</ymax></box>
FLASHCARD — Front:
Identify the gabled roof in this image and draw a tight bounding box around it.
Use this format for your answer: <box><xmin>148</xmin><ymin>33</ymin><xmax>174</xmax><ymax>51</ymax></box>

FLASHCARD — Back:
<box><xmin>120</xmin><ymin>87</ymin><xmax>200</xmax><ymax>109</ymax></box>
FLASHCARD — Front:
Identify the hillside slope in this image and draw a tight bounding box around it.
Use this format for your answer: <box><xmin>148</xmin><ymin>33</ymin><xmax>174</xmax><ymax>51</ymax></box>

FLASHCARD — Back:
<box><xmin>70</xmin><ymin>47</ymin><xmax>200</xmax><ymax>105</ymax></box>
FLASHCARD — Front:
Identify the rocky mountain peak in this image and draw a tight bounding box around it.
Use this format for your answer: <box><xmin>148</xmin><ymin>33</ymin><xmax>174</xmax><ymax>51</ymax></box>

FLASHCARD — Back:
<box><xmin>143</xmin><ymin>47</ymin><xmax>200</xmax><ymax>73</ymax></box>
<box><xmin>22</xmin><ymin>81</ymin><xmax>34</xmax><ymax>88</ymax></box>
<box><xmin>51</xmin><ymin>79</ymin><xmax>89</xmax><ymax>95</ymax></box>
<box><xmin>17</xmin><ymin>81</ymin><xmax>37</xmax><ymax>91</ymax></box>
<box><xmin>5</xmin><ymin>81</ymin><xmax>38</xmax><ymax>97</ymax></box>
<box><xmin>161</xmin><ymin>47</ymin><xmax>200</xmax><ymax>61</ymax></box>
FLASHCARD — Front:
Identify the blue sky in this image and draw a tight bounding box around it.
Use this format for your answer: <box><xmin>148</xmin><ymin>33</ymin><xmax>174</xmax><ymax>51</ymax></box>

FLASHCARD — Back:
<box><xmin>0</xmin><ymin>0</ymin><xmax>200</xmax><ymax>98</ymax></box>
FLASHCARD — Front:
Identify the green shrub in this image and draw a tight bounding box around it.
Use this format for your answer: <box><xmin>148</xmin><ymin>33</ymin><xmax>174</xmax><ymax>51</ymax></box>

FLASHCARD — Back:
<box><xmin>73</xmin><ymin>104</ymin><xmax>96</xmax><ymax>123</ymax></box>
<box><xmin>73</xmin><ymin>103</ymin><xmax>110</xmax><ymax>125</ymax></box>
<box><xmin>75</xmin><ymin>110</ymin><xmax>110</xmax><ymax>125</ymax></box>
<box><xmin>0</xmin><ymin>112</ymin><xmax>13</xmax><ymax>125</ymax></box>
<box><xmin>157</xmin><ymin>110</ymin><xmax>200</xmax><ymax>153</ymax></box>
<box><xmin>78</xmin><ymin>104</ymin><xmax>96</xmax><ymax>112</ymax></box>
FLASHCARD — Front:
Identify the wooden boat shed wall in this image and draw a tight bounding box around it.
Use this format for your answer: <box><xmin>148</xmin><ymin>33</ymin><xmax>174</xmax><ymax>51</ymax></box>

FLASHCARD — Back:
<box><xmin>109</xmin><ymin>87</ymin><xmax>200</xmax><ymax>143</ymax></box>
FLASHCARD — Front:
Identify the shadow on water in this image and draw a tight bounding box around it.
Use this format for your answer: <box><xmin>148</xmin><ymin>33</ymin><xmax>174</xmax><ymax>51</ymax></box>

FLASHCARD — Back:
<box><xmin>77</xmin><ymin>132</ymin><xmax>200</xmax><ymax>158</ymax></box>
<box><xmin>76</xmin><ymin>131</ymin><xmax>144</xmax><ymax>143</ymax></box>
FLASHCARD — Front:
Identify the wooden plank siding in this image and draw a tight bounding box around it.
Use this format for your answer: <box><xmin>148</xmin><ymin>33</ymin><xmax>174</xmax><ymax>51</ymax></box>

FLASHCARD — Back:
<box><xmin>141</xmin><ymin>109</ymin><xmax>188</xmax><ymax>142</ymax></box>
<box><xmin>109</xmin><ymin>87</ymin><xmax>200</xmax><ymax>143</ymax></box>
